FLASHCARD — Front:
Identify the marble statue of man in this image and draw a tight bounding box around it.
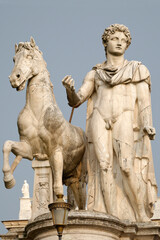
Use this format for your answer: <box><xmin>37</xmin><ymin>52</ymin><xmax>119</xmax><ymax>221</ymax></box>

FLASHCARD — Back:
<box><xmin>62</xmin><ymin>24</ymin><xmax>157</xmax><ymax>222</ymax></box>
<box><xmin>22</xmin><ymin>180</ymin><xmax>30</xmax><ymax>198</ymax></box>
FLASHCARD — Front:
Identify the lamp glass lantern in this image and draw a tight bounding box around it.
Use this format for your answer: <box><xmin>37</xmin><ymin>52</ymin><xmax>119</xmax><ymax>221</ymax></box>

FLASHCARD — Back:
<box><xmin>48</xmin><ymin>194</ymin><xmax>71</xmax><ymax>240</ymax></box>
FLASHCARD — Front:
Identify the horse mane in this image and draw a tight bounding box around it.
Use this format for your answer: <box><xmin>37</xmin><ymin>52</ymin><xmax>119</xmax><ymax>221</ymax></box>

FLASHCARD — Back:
<box><xmin>16</xmin><ymin>41</ymin><xmax>42</xmax><ymax>55</ymax></box>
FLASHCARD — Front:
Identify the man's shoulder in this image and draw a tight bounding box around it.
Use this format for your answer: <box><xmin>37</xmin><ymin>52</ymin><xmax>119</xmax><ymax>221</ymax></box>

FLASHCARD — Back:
<box><xmin>125</xmin><ymin>60</ymin><xmax>150</xmax><ymax>81</ymax></box>
<box><xmin>92</xmin><ymin>62</ymin><xmax>105</xmax><ymax>70</ymax></box>
<box><xmin>83</xmin><ymin>68</ymin><xmax>97</xmax><ymax>82</ymax></box>
<box><xmin>138</xmin><ymin>63</ymin><xmax>150</xmax><ymax>75</ymax></box>
<box><xmin>129</xmin><ymin>61</ymin><xmax>151</xmax><ymax>86</ymax></box>
<box><xmin>128</xmin><ymin>60</ymin><xmax>149</xmax><ymax>73</ymax></box>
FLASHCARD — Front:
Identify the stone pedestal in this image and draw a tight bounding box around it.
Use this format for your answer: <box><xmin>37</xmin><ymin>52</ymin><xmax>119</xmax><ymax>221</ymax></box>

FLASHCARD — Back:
<box><xmin>31</xmin><ymin>160</ymin><xmax>53</xmax><ymax>220</ymax></box>
<box><xmin>24</xmin><ymin>211</ymin><xmax>160</xmax><ymax>240</ymax></box>
<box><xmin>0</xmin><ymin>220</ymin><xmax>28</xmax><ymax>240</ymax></box>
<box><xmin>19</xmin><ymin>197</ymin><xmax>32</xmax><ymax>220</ymax></box>
<box><xmin>153</xmin><ymin>198</ymin><xmax>160</xmax><ymax>220</ymax></box>
<box><xmin>1</xmin><ymin>211</ymin><xmax>160</xmax><ymax>239</ymax></box>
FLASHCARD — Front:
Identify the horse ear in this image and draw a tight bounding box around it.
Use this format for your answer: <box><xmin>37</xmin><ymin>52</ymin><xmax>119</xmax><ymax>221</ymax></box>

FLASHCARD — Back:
<box><xmin>15</xmin><ymin>44</ymin><xmax>18</xmax><ymax>53</ymax></box>
<box><xmin>30</xmin><ymin>37</ymin><xmax>36</xmax><ymax>47</ymax></box>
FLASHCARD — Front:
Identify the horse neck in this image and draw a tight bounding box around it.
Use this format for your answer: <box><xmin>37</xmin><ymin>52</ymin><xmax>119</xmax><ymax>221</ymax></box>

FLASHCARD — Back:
<box><xmin>26</xmin><ymin>69</ymin><xmax>63</xmax><ymax>122</ymax></box>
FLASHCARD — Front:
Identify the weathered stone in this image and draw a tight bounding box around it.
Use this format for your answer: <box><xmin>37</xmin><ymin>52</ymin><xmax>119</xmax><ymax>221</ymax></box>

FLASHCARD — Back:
<box><xmin>2</xmin><ymin>37</ymin><xmax>87</xmax><ymax>210</ymax></box>
<box><xmin>19</xmin><ymin>180</ymin><xmax>32</xmax><ymax>220</ymax></box>
<box><xmin>0</xmin><ymin>220</ymin><xmax>28</xmax><ymax>240</ymax></box>
<box><xmin>31</xmin><ymin>160</ymin><xmax>53</xmax><ymax>220</ymax></box>
<box><xmin>62</xmin><ymin>24</ymin><xmax>157</xmax><ymax>222</ymax></box>
<box><xmin>3</xmin><ymin>211</ymin><xmax>159</xmax><ymax>240</ymax></box>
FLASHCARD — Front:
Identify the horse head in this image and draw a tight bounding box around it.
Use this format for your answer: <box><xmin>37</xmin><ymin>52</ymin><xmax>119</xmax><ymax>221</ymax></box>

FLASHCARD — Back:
<box><xmin>9</xmin><ymin>37</ymin><xmax>45</xmax><ymax>91</ymax></box>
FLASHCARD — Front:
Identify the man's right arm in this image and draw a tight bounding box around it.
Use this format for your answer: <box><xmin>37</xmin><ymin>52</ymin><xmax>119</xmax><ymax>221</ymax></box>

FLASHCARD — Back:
<box><xmin>62</xmin><ymin>70</ymin><xmax>95</xmax><ymax>108</ymax></box>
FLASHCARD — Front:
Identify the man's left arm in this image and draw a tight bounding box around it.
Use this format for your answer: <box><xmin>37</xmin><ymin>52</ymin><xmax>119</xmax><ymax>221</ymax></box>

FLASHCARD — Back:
<box><xmin>136</xmin><ymin>67</ymin><xmax>155</xmax><ymax>140</ymax></box>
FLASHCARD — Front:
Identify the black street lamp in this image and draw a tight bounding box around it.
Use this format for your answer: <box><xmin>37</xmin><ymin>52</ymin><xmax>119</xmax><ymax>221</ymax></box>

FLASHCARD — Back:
<box><xmin>48</xmin><ymin>194</ymin><xmax>71</xmax><ymax>240</ymax></box>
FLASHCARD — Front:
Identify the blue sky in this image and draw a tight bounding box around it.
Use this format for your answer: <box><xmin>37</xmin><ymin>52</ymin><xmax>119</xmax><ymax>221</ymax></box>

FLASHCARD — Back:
<box><xmin>0</xmin><ymin>0</ymin><xmax>160</xmax><ymax>234</ymax></box>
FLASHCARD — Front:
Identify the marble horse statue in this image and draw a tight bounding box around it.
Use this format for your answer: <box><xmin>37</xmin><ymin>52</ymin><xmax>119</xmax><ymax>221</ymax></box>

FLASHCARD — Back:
<box><xmin>2</xmin><ymin>37</ymin><xmax>86</xmax><ymax>209</ymax></box>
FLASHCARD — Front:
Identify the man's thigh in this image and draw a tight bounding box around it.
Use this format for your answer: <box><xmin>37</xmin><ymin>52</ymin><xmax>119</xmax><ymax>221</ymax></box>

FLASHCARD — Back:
<box><xmin>112</xmin><ymin>111</ymin><xmax>134</xmax><ymax>169</ymax></box>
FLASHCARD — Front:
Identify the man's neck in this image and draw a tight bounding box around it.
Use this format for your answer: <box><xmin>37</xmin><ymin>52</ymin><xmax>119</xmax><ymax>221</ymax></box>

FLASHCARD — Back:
<box><xmin>106</xmin><ymin>53</ymin><xmax>125</xmax><ymax>68</ymax></box>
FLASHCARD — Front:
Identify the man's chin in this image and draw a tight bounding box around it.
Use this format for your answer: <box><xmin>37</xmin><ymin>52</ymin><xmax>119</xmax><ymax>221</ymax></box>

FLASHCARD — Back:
<box><xmin>107</xmin><ymin>50</ymin><xmax>125</xmax><ymax>57</ymax></box>
<box><xmin>113</xmin><ymin>51</ymin><xmax>125</xmax><ymax>56</ymax></box>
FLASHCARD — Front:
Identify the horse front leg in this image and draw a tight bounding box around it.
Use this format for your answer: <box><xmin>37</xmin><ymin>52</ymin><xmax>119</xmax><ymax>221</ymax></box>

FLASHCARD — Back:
<box><xmin>50</xmin><ymin>148</ymin><xmax>63</xmax><ymax>196</ymax></box>
<box><xmin>3</xmin><ymin>140</ymin><xmax>33</xmax><ymax>189</ymax></box>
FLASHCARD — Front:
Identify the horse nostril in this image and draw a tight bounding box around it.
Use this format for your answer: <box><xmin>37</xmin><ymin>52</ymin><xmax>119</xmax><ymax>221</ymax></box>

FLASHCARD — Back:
<box><xmin>16</xmin><ymin>74</ymin><xmax>20</xmax><ymax>78</ymax></box>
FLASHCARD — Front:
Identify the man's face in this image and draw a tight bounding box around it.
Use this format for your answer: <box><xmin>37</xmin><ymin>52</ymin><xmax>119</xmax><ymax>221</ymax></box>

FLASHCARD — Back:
<box><xmin>106</xmin><ymin>31</ymin><xmax>127</xmax><ymax>56</ymax></box>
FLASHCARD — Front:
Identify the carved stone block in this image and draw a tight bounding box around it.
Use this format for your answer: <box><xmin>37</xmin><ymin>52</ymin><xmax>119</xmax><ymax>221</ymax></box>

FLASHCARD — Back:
<box><xmin>24</xmin><ymin>211</ymin><xmax>160</xmax><ymax>240</ymax></box>
<box><xmin>19</xmin><ymin>198</ymin><xmax>32</xmax><ymax>220</ymax></box>
<box><xmin>31</xmin><ymin>160</ymin><xmax>53</xmax><ymax>220</ymax></box>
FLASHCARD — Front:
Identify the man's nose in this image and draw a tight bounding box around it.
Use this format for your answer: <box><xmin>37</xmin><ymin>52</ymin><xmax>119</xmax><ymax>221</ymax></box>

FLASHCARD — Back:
<box><xmin>117</xmin><ymin>40</ymin><xmax>122</xmax><ymax>46</ymax></box>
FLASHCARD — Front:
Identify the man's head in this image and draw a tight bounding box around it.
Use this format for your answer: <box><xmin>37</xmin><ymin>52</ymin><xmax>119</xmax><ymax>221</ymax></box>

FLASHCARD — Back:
<box><xmin>102</xmin><ymin>24</ymin><xmax>132</xmax><ymax>55</ymax></box>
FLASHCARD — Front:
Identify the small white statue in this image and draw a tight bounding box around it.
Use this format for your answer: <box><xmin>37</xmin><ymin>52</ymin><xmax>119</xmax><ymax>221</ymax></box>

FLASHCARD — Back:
<box><xmin>22</xmin><ymin>180</ymin><xmax>30</xmax><ymax>198</ymax></box>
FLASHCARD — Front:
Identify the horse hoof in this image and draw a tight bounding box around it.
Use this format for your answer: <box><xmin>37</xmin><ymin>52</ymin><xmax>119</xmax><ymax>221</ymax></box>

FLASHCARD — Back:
<box><xmin>3</xmin><ymin>174</ymin><xmax>16</xmax><ymax>189</ymax></box>
<box><xmin>4</xmin><ymin>178</ymin><xmax>16</xmax><ymax>189</ymax></box>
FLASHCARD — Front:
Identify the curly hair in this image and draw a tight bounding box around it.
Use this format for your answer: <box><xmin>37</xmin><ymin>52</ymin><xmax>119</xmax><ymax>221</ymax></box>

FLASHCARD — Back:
<box><xmin>102</xmin><ymin>24</ymin><xmax>132</xmax><ymax>53</ymax></box>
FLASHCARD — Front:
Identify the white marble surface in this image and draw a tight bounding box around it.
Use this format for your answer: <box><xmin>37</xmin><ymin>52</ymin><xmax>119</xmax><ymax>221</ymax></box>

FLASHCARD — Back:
<box><xmin>62</xmin><ymin>24</ymin><xmax>157</xmax><ymax>222</ymax></box>
<box><xmin>19</xmin><ymin>180</ymin><xmax>32</xmax><ymax>220</ymax></box>
<box><xmin>2</xmin><ymin>37</ymin><xmax>87</xmax><ymax>210</ymax></box>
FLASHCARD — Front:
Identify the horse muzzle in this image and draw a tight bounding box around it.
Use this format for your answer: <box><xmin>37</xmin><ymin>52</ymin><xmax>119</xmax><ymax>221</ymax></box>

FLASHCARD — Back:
<box><xmin>9</xmin><ymin>73</ymin><xmax>26</xmax><ymax>91</ymax></box>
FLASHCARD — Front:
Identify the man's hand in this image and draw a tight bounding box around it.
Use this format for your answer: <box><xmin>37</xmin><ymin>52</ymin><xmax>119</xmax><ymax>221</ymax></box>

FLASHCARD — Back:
<box><xmin>143</xmin><ymin>126</ymin><xmax>156</xmax><ymax>140</ymax></box>
<box><xmin>62</xmin><ymin>75</ymin><xmax>75</xmax><ymax>92</ymax></box>
<box><xmin>62</xmin><ymin>75</ymin><xmax>80</xmax><ymax>107</ymax></box>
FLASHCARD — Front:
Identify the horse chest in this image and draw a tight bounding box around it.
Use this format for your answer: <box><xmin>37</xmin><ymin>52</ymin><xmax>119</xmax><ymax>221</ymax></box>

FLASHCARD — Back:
<box><xmin>18</xmin><ymin>107</ymin><xmax>39</xmax><ymax>139</ymax></box>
